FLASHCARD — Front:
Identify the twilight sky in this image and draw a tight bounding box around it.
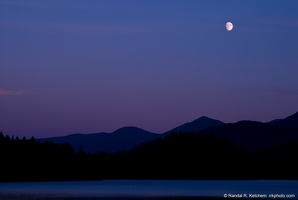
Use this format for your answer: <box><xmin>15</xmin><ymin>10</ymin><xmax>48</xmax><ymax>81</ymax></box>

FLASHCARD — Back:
<box><xmin>1</xmin><ymin>0</ymin><xmax>297</xmax><ymax>138</ymax></box>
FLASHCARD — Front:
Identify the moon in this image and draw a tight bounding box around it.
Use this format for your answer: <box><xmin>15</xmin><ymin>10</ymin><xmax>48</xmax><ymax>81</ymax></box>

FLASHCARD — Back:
<box><xmin>226</xmin><ymin>22</ymin><xmax>233</xmax><ymax>31</ymax></box>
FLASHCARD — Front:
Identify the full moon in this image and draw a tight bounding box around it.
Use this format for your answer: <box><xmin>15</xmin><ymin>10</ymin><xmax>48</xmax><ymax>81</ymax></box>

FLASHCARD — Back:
<box><xmin>226</xmin><ymin>22</ymin><xmax>233</xmax><ymax>31</ymax></box>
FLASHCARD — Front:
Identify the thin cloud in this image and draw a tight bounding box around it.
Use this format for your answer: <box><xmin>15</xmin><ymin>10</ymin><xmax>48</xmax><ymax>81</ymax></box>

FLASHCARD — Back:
<box><xmin>0</xmin><ymin>88</ymin><xmax>30</xmax><ymax>96</ymax></box>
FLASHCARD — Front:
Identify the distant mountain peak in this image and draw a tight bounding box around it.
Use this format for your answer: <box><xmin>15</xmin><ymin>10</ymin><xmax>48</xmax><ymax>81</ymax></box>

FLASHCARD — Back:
<box><xmin>195</xmin><ymin>116</ymin><xmax>211</xmax><ymax>120</ymax></box>
<box><xmin>40</xmin><ymin>126</ymin><xmax>159</xmax><ymax>153</ymax></box>
<box><xmin>113</xmin><ymin>126</ymin><xmax>150</xmax><ymax>134</ymax></box>
<box><xmin>164</xmin><ymin>116</ymin><xmax>224</xmax><ymax>134</ymax></box>
<box><xmin>114</xmin><ymin>126</ymin><xmax>143</xmax><ymax>131</ymax></box>
<box><xmin>198</xmin><ymin>116</ymin><xmax>208</xmax><ymax>119</ymax></box>
<box><xmin>194</xmin><ymin>116</ymin><xmax>222</xmax><ymax>122</ymax></box>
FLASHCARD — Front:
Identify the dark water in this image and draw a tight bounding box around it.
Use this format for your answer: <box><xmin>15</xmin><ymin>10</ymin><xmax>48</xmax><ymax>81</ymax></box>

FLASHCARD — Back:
<box><xmin>0</xmin><ymin>180</ymin><xmax>297</xmax><ymax>200</ymax></box>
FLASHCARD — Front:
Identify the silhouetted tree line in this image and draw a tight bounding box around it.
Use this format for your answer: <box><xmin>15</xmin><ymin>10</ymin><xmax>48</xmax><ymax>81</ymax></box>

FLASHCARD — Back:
<box><xmin>0</xmin><ymin>131</ymin><xmax>297</xmax><ymax>182</ymax></box>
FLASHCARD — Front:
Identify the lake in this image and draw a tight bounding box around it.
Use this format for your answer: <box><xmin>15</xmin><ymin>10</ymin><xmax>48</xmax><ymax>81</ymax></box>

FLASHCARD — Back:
<box><xmin>0</xmin><ymin>180</ymin><xmax>297</xmax><ymax>200</ymax></box>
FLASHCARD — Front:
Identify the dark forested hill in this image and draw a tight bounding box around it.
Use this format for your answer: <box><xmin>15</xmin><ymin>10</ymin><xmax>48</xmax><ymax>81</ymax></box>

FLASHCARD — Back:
<box><xmin>1</xmin><ymin>125</ymin><xmax>298</xmax><ymax>181</ymax></box>
<box><xmin>199</xmin><ymin>121</ymin><xmax>297</xmax><ymax>152</ymax></box>
<box><xmin>198</xmin><ymin>112</ymin><xmax>298</xmax><ymax>152</ymax></box>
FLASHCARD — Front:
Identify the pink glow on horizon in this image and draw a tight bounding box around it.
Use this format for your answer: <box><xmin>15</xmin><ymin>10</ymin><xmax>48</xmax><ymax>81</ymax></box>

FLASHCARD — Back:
<box><xmin>0</xmin><ymin>88</ymin><xmax>30</xmax><ymax>96</ymax></box>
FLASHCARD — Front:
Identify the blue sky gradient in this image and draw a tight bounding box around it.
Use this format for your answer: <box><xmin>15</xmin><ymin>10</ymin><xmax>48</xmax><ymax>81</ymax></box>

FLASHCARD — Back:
<box><xmin>1</xmin><ymin>0</ymin><xmax>297</xmax><ymax>137</ymax></box>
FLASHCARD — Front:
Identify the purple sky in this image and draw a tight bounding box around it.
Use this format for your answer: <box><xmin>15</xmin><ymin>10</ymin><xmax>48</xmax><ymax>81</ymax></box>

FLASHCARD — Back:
<box><xmin>1</xmin><ymin>0</ymin><xmax>297</xmax><ymax>138</ymax></box>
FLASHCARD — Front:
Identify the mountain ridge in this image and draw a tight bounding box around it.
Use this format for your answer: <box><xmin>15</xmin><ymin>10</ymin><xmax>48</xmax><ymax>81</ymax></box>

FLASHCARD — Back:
<box><xmin>164</xmin><ymin>116</ymin><xmax>224</xmax><ymax>135</ymax></box>
<box><xmin>39</xmin><ymin>126</ymin><xmax>161</xmax><ymax>153</ymax></box>
<box><xmin>39</xmin><ymin>111</ymin><xmax>298</xmax><ymax>154</ymax></box>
